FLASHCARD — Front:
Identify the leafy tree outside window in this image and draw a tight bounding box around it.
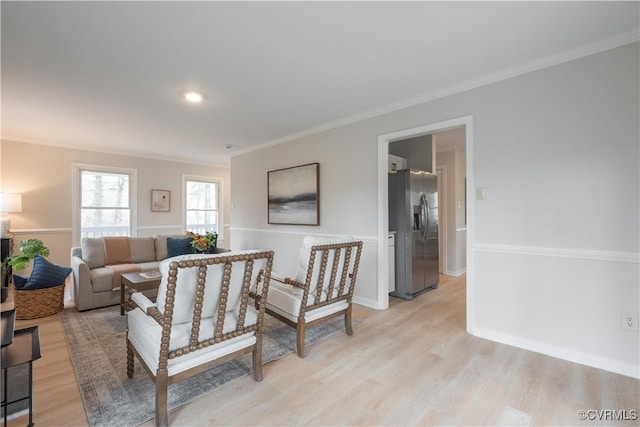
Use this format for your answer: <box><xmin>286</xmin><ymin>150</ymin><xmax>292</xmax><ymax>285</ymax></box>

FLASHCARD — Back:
<box><xmin>80</xmin><ymin>170</ymin><xmax>131</xmax><ymax>238</ymax></box>
<box><xmin>185</xmin><ymin>178</ymin><xmax>220</xmax><ymax>236</ymax></box>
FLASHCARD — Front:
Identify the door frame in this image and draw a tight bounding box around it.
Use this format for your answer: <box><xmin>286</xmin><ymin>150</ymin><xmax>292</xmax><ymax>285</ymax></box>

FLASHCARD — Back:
<box><xmin>377</xmin><ymin>115</ymin><xmax>475</xmax><ymax>334</ymax></box>
<box><xmin>436</xmin><ymin>165</ymin><xmax>447</xmax><ymax>275</ymax></box>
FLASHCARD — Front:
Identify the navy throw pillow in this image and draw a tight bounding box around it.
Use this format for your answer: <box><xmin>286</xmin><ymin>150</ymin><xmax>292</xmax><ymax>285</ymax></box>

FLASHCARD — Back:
<box><xmin>23</xmin><ymin>255</ymin><xmax>72</xmax><ymax>290</ymax></box>
<box><xmin>13</xmin><ymin>275</ymin><xmax>28</xmax><ymax>290</ymax></box>
<box><xmin>166</xmin><ymin>237</ymin><xmax>195</xmax><ymax>258</ymax></box>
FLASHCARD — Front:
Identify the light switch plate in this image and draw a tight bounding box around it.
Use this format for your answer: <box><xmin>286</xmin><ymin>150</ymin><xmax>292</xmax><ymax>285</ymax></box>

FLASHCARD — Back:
<box><xmin>476</xmin><ymin>187</ymin><xmax>486</xmax><ymax>200</ymax></box>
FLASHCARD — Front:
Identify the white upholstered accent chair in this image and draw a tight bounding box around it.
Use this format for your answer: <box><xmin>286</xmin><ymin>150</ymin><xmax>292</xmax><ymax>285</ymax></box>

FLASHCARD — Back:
<box><xmin>259</xmin><ymin>236</ymin><xmax>363</xmax><ymax>357</ymax></box>
<box><xmin>126</xmin><ymin>250</ymin><xmax>274</xmax><ymax>427</ymax></box>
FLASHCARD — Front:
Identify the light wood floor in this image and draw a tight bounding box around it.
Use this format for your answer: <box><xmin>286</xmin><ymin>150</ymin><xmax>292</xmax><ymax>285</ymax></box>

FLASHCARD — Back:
<box><xmin>5</xmin><ymin>275</ymin><xmax>639</xmax><ymax>426</ymax></box>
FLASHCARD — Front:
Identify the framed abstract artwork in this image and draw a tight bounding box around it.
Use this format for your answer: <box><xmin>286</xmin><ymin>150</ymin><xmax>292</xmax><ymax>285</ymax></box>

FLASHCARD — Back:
<box><xmin>268</xmin><ymin>163</ymin><xmax>319</xmax><ymax>225</ymax></box>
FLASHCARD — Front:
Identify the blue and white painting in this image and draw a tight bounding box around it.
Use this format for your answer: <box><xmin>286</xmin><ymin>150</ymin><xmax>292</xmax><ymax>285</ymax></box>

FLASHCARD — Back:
<box><xmin>268</xmin><ymin>163</ymin><xmax>319</xmax><ymax>225</ymax></box>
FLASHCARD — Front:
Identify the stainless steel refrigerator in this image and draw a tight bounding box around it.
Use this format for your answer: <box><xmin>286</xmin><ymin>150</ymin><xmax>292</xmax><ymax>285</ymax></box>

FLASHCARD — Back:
<box><xmin>389</xmin><ymin>169</ymin><xmax>439</xmax><ymax>299</ymax></box>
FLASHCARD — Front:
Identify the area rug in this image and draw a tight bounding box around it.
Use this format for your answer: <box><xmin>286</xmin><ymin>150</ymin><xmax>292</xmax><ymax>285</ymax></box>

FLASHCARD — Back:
<box><xmin>59</xmin><ymin>306</ymin><xmax>348</xmax><ymax>427</ymax></box>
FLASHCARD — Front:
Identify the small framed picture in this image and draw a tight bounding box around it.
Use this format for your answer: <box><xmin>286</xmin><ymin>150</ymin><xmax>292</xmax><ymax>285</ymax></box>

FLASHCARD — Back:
<box><xmin>151</xmin><ymin>190</ymin><xmax>170</xmax><ymax>212</ymax></box>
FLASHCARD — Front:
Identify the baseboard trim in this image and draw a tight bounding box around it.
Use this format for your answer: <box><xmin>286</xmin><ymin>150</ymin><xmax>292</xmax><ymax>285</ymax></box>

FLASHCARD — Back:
<box><xmin>474</xmin><ymin>243</ymin><xmax>639</xmax><ymax>264</ymax></box>
<box><xmin>353</xmin><ymin>295</ymin><xmax>379</xmax><ymax>310</ymax></box>
<box><xmin>445</xmin><ymin>267</ymin><xmax>466</xmax><ymax>277</ymax></box>
<box><xmin>473</xmin><ymin>326</ymin><xmax>640</xmax><ymax>379</ymax></box>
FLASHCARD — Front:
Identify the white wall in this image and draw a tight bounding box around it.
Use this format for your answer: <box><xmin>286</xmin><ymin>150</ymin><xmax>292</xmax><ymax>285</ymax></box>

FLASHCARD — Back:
<box><xmin>1</xmin><ymin>141</ymin><xmax>231</xmax><ymax>270</ymax></box>
<box><xmin>230</xmin><ymin>127</ymin><xmax>380</xmax><ymax>307</ymax></box>
<box><xmin>435</xmin><ymin>149</ymin><xmax>457</xmax><ymax>274</ymax></box>
<box><xmin>231</xmin><ymin>43</ymin><xmax>639</xmax><ymax>377</ymax></box>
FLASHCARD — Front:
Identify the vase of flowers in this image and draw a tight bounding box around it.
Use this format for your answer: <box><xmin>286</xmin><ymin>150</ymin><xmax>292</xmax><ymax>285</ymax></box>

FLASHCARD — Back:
<box><xmin>187</xmin><ymin>231</ymin><xmax>218</xmax><ymax>253</ymax></box>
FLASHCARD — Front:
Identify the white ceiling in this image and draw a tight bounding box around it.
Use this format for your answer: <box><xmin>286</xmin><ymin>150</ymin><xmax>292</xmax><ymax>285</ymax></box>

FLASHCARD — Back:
<box><xmin>2</xmin><ymin>1</ymin><xmax>638</xmax><ymax>165</ymax></box>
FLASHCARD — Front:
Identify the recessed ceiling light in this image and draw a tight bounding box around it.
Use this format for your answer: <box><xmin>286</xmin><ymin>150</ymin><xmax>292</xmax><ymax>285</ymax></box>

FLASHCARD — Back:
<box><xmin>184</xmin><ymin>92</ymin><xmax>203</xmax><ymax>103</ymax></box>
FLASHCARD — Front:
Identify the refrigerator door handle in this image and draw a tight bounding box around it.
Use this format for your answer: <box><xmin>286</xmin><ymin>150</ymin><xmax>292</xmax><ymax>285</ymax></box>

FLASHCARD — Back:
<box><xmin>421</xmin><ymin>193</ymin><xmax>429</xmax><ymax>242</ymax></box>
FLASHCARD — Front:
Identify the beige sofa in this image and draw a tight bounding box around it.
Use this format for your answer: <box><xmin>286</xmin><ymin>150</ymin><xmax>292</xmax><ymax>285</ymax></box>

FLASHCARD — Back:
<box><xmin>70</xmin><ymin>235</ymin><xmax>187</xmax><ymax>311</ymax></box>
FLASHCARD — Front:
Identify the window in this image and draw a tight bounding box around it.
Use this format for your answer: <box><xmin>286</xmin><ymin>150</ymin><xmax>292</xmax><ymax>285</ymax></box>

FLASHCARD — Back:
<box><xmin>73</xmin><ymin>164</ymin><xmax>137</xmax><ymax>243</ymax></box>
<box><xmin>184</xmin><ymin>177</ymin><xmax>221</xmax><ymax>236</ymax></box>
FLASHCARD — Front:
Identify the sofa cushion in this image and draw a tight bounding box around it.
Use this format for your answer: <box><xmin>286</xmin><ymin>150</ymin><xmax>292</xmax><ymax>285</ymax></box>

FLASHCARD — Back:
<box><xmin>136</xmin><ymin>261</ymin><xmax>162</xmax><ymax>272</ymax></box>
<box><xmin>103</xmin><ymin>236</ymin><xmax>131</xmax><ymax>265</ymax></box>
<box><xmin>127</xmin><ymin>307</ymin><xmax>257</xmax><ymax>376</ymax></box>
<box><xmin>155</xmin><ymin>235</ymin><xmax>188</xmax><ymax>261</ymax></box>
<box><xmin>82</xmin><ymin>237</ymin><xmax>105</xmax><ymax>269</ymax></box>
<box><xmin>90</xmin><ymin>267</ymin><xmax>117</xmax><ymax>293</ymax></box>
<box><xmin>23</xmin><ymin>255</ymin><xmax>72</xmax><ymax>290</ymax></box>
<box><xmin>130</xmin><ymin>237</ymin><xmax>156</xmax><ymax>263</ymax></box>
<box><xmin>105</xmin><ymin>264</ymin><xmax>141</xmax><ymax>290</ymax></box>
<box><xmin>265</xmin><ymin>280</ymin><xmax>348</xmax><ymax>323</ymax></box>
<box><xmin>166</xmin><ymin>237</ymin><xmax>195</xmax><ymax>258</ymax></box>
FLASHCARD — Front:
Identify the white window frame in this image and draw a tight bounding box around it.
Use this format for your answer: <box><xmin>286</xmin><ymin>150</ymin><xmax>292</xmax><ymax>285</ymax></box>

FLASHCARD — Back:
<box><xmin>182</xmin><ymin>174</ymin><xmax>224</xmax><ymax>241</ymax></box>
<box><xmin>72</xmin><ymin>163</ymin><xmax>138</xmax><ymax>246</ymax></box>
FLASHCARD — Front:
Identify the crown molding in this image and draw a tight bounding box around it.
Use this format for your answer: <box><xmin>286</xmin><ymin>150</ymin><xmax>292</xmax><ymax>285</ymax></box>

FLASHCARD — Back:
<box><xmin>233</xmin><ymin>30</ymin><xmax>639</xmax><ymax>158</ymax></box>
<box><xmin>1</xmin><ymin>137</ymin><xmax>231</xmax><ymax>169</ymax></box>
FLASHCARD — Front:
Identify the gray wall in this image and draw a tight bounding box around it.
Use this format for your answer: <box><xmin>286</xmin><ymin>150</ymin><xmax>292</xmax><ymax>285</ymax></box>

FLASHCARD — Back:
<box><xmin>230</xmin><ymin>43</ymin><xmax>639</xmax><ymax>377</ymax></box>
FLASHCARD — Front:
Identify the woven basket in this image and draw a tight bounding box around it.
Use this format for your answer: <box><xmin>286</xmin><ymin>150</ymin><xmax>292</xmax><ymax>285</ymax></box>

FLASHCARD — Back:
<box><xmin>14</xmin><ymin>283</ymin><xmax>65</xmax><ymax>320</ymax></box>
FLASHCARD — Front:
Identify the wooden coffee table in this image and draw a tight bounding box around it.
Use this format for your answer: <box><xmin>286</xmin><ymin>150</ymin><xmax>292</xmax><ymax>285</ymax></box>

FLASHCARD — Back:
<box><xmin>120</xmin><ymin>271</ymin><xmax>162</xmax><ymax>315</ymax></box>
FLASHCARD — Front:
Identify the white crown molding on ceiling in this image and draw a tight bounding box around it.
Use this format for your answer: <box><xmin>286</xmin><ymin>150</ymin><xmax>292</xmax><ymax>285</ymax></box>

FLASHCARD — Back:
<box><xmin>3</xmin><ymin>29</ymin><xmax>637</xmax><ymax>167</ymax></box>
<box><xmin>232</xmin><ymin>29</ymin><xmax>639</xmax><ymax>160</ymax></box>
<box><xmin>0</xmin><ymin>136</ymin><xmax>231</xmax><ymax>170</ymax></box>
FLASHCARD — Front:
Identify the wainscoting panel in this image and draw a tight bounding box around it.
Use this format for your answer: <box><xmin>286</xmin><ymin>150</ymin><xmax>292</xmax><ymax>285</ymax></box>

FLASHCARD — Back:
<box><xmin>472</xmin><ymin>245</ymin><xmax>639</xmax><ymax>378</ymax></box>
<box><xmin>230</xmin><ymin>228</ymin><xmax>379</xmax><ymax>308</ymax></box>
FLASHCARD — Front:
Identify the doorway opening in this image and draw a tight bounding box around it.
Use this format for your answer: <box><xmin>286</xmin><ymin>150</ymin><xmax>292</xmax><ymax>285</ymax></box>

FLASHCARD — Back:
<box><xmin>433</xmin><ymin>127</ymin><xmax>467</xmax><ymax>277</ymax></box>
<box><xmin>377</xmin><ymin>115</ymin><xmax>475</xmax><ymax>334</ymax></box>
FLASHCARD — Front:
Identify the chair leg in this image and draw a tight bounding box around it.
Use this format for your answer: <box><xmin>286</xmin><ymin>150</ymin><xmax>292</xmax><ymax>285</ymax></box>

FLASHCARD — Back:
<box><xmin>345</xmin><ymin>305</ymin><xmax>354</xmax><ymax>336</ymax></box>
<box><xmin>252</xmin><ymin>334</ymin><xmax>263</xmax><ymax>382</ymax></box>
<box><xmin>126</xmin><ymin>339</ymin><xmax>135</xmax><ymax>378</ymax></box>
<box><xmin>296</xmin><ymin>321</ymin><xmax>307</xmax><ymax>358</ymax></box>
<box><xmin>155</xmin><ymin>370</ymin><xmax>169</xmax><ymax>427</ymax></box>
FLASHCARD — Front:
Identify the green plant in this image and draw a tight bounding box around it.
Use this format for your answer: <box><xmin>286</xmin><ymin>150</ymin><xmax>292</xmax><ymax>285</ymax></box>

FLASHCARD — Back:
<box><xmin>1</xmin><ymin>257</ymin><xmax>11</xmax><ymax>288</ymax></box>
<box><xmin>7</xmin><ymin>239</ymin><xmax>50</xmax><ymax>271</ymax></box>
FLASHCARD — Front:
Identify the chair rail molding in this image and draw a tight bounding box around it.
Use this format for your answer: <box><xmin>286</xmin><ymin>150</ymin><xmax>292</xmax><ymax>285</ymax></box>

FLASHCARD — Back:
<box><xmin>136</xmin><ymin>225</ymin><xmax>183</xmax><ymax>230</ymax></box>
<box><xmin>474</xmin><ymin>243</ymin><xmax>640</xmax><ymax>264</ymax></box>
<box><xmin>10</xmin><ymin>228</ymin><xmax>72</xmax><ymax>235</ymax></box>
<box><xmin>229</xmin><ymin>227</ymin><xmax>377</xmax><ymax>243</ymax></box>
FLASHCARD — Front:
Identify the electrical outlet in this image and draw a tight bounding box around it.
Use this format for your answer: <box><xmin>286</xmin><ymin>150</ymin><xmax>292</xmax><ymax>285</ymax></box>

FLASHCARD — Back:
<box><xmin>622</xmin><ymin>313</ymin><xmax>638</xmax><ymax>331</ymax></box>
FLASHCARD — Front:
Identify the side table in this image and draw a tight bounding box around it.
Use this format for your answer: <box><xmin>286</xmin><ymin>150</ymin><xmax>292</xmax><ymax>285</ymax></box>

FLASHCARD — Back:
<box><xmin>120</xmin><ymin>272</ymin><xmax>161</xmax><ymax>315</ymax></box>
<box><xmin>1</xmin><ymin>323</ymin><xmax>41</xmax><ymax>427</ymax></box>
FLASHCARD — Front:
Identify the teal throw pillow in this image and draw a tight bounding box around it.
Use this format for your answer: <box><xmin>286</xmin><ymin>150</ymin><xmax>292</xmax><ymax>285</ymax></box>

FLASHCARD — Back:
<box><xmin>23</xmin><ymin>255</ymin><xmax>72</xmax><ymax>290</ymax></box>
<box><xmin>166</xmin><ymin>237</ymin><xmax>195</xmax><ymax>258</ymax></box>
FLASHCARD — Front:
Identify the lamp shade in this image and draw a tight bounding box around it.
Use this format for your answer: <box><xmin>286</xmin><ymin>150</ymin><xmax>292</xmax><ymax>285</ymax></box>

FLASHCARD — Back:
<box><xmin>0</xmin><ymin>193</ymin><xmax>22</xmax><ymax>213</ymax></box>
